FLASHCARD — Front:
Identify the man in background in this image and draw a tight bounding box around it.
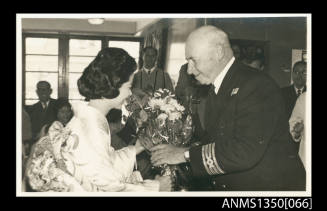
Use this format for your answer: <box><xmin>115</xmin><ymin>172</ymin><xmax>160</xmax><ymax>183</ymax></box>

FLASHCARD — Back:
<box><xmin>132</xmin><ymin>46</ymin><xmax>174</xmax><ymax>97</ymax></box>
<box><xmin>26</xmin><ymin>81</ymin><xmax>57</xmax><ymax>143</ymax></box>
<box><xmin>281</xmin><ymin>61</ymin><xmax>307</xmax><ymax>120</ymax></box>
<box><xmin>231</xmin><ymin>44</ymin><xmax>241</xmax><ymax>60</ymax></box>
<box><xmin>175</xmin><ymin>63</ymin><xmax>210</xmax><ymax>141</ymax></box>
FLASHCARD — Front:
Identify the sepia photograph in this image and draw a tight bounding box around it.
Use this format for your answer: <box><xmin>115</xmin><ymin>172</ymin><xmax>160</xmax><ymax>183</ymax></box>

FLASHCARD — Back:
<box><xmin>16</xmin><ymin>14</ymin><xmax>311</xmax><ymax>197</ymax></box>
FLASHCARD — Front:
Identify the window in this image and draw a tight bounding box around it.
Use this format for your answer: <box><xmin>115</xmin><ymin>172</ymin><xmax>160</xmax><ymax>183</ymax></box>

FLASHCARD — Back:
<box><xmin>68</xmin><ymin>39</ymin><xmax>102</xmax><ymax>102</ymax></box>
<box><xmin>22</xmin><ymin>34</ymin><xmax>142</xmax><ymax>106</ymax></box>
<box><xmin>165</xmin><ymin>43</ymin><xmax>187</xmax><ymax>87</ymax></box>
<box><xmin>108</xmin><ymin>40</ymin><xmax>140</xmax><ymax>66</ymax></box>
<box><xmin>24</xmin><ymin>37</ymin><xmax>59</xmax><ymax>105</ymax></box>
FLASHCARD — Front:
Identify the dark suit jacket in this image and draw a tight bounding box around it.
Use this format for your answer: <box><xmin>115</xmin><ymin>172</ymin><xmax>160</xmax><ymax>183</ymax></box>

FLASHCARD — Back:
<box><xmin>189</xmin><ymin>61</ymin><xmax>306</xmax><ymax>191</ymax></box>
<box><xmin>132</xmin><ymin>67</ymin><xmax>174</xmax><ymax>94</ymax></box>
<box><xmin>26</xmin><ymin>98</ymin><xmax>57</xmax><ymax>141</ymax></box>
<box><xmin>281</xmin><ymin>85</ymin><xmax>306</xmax><ymax>120</ymax></box>
<box><xmin>175</xmin><ymin>63</ymin><xmax>210</xmax><ymax>140</ymax></box>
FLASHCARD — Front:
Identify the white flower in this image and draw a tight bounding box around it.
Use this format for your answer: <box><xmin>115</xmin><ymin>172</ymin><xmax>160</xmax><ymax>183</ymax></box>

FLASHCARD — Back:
<box><xmin>157</xmin><ymin>113</ymin><xmax>168</xmax><ymax>121</ymax></box>
<box><xmin>168</xmin><ymin>111</ymin><xmax>182</xmax><ymax>122</ymax></box>
<box><xmin>160</xmin><ymin>104</ymin><xmax>175</xmax><ymax>114</ymax></box>
<box><xmin>148</xmin><ymin>98</ymin><xmax>166</xmax><ymax>110</ymax></box>
<box><xmin>168</xmin><ymin>98</ymin><xmax>185</xmax><ymax>112</ymax></box>
<box><xmin>157</xmin><ymin>113</ymin><xmax>168</xmax><ymax>127</ymax></box>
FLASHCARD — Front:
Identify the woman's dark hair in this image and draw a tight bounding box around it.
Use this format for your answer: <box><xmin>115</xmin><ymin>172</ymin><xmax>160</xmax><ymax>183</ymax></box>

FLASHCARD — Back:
<box><xmin>54</xmin><ymin>98</ymin><xmax>72</xmax><ymax>116</ymax></box>
<box><xmin>78</xmin><ymin>47</ymin><xmax>137</xmax><ymax>100</ymax></box>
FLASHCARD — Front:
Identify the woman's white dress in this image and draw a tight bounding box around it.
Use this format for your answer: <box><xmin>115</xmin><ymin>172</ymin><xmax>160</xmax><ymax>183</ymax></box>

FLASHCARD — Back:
<box><xmin>57</xmin><ymin>102</ymin><xmax>159</xmax><ymax>192</ymax></box>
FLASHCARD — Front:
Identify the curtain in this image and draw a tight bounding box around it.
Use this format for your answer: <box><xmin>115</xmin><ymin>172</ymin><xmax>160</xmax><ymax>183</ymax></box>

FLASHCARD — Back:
<box><xmin>142</xmin><ymin>28</ymin><xmax>166</xmax><ymax>69</ymax></box>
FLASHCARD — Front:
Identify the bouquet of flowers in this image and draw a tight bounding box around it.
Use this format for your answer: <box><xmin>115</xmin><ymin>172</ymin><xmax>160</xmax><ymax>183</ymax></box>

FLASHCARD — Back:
<box><xmin>25</xmin><ymin>121</ymin><xmax>83</xmax><ymax>192</ymax></box>
<box><xmin>125</xmin><ymin>89</ymin><xmax>193</xmax><ymax>190</ymax></box>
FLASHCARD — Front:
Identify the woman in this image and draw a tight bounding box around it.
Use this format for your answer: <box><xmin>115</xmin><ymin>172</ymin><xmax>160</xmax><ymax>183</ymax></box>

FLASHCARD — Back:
<box><xmin>36</xmin><ymin>98</ymin><xmax>74</xmax><ymax>139</ymax></box>
<box><xmin>26</xmin><ymin>48</ymin><xmax>171</xmax><ymax>192</ymax></box>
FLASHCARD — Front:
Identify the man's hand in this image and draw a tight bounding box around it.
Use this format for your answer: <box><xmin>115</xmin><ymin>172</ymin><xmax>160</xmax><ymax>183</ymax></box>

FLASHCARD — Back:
<box><xmin>150</xmin><ymin>144</ymin><xmax>189</xmax><ymax>166</ymax></box>
<box><xmin>292</xmin><ymin>121</ymin><xmax>304</xmax><ymax>140</ymax></box>
<box><xmin>138</xmin><ymin>136</ymin><xmax>155</xmax><ymax>151</ymax></box>
<box><xmin>135</xmin><ymin>139</ymin><xmax>145</xmax><ymax>155</ymax></box>
<box><xmin>293</xmin><ymin>121</ymin><xmax>304</xmax><ymax>133</ymax></box>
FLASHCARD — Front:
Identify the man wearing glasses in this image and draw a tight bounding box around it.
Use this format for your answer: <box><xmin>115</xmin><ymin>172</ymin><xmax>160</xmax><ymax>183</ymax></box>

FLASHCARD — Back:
<box><xmin>281</xmin><ymin>61</ymin><xmax>307</xmax><ymax>120</ymax></box>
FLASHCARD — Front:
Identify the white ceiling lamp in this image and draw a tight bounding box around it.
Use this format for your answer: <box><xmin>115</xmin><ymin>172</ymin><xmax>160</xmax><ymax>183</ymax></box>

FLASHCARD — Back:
<box><xmin>88</xmin><ymin>18</ymin><xmax>105</xmax><ymax>25</ymax></box>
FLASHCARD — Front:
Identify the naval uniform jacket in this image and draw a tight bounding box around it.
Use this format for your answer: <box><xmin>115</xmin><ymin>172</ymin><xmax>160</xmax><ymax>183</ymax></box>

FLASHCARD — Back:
<box><xmin>188</xmin><ymin>61</ymin><xmax>306</xmax><ymax>191</ymax></box>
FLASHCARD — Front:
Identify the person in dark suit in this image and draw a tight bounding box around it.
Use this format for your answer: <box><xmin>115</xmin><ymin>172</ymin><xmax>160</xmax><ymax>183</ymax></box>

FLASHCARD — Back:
<box><xmin>281</xmin><ymin>61</ymin><xmax>307</xmax><ymax>120</ymax></box>
<box><xmin>121</xmin><ymin>46</ymin><xmax>175</xmax><ymax>179</ymax></box>
<box><xmin>132</xmin><ymin>46</ymin><xmax>174</xmax><ymax>97</ymax></box>
<box><xmin>148</xmin><ymin>26</ymin><xmax>305</xmax><ymax>191</ymax></box>
<box><xmin>175</xmin><ymin>63</ymin><xmax>210</xmax><ymax>142</ymax></box>
<box><xmin>26</xmin><ymin>81</ymin><xmax>57</xmax><ymax>143</ymax></box>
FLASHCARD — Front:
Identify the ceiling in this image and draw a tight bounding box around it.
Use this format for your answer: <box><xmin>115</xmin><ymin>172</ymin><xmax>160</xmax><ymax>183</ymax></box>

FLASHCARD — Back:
<box><xmin>104</xmin><ymin>18</ymin><xmax>160</xmax><ymax>32</ymax></box>
<box><xmin>22</xmin><ymin>18</ymin><xmax>160</xmax><ymax>36</ymax></box>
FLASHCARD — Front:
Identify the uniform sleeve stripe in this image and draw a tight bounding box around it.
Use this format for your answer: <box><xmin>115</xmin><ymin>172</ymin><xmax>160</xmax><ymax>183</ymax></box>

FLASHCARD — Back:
<box><xmin>211</xmin><ymin>142</ymin><xmax>225</xmax><ymax>174</ymax></box>
<box><xmin>201</xmin><ymin>143</ymin><xmax>226</xmax><ymax>175</ymax></box>
<box><xmin>208</xmin><ymin>144</ymin><xmax>219</xmax><ymax>175</ymax></box>
<box><xmin>201</xmin><ymin>144</ymin><xmax>213</xmax><ymax>175</ymax></box>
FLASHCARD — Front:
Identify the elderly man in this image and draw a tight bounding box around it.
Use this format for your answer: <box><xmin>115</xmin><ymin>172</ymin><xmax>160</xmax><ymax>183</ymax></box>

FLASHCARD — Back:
<box><xmin>149</xmin><ymin>26</ymin><xmax>305</xmax><ymax>191</ymax></box>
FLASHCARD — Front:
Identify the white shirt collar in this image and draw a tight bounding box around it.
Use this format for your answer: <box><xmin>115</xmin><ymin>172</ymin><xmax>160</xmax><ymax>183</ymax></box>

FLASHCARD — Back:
<box><xmin>213</xmin><ymin>57</ymin><xmax>235</xmax><ymax>94</ymax></box>
<box><xmin>294</xmin><ymin>85</ymin><xmax>304</xmax><ymax>94</ymax></box>
<box><xmin>143</xmin><ymin>66</ymin><xmax>156</xmax><ymax>74</ymax></box>
<box><xmin>41</xmin><ymin>100</ymin><xmax>50</xmax><ymax>109</ymax></box>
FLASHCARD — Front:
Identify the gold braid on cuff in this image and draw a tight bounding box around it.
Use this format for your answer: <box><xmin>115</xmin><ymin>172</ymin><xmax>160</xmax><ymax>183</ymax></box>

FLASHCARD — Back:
<box><xmin>201</xmin><ymin>143</ymin><xmax>225</xmax><ymax>175</ymax></box>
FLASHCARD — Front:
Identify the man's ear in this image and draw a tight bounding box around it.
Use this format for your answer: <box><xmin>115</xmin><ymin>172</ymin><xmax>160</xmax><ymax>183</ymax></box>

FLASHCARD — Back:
<box><xmin>50</xmin><ymin>88</ymin><xmax>53</xmax><ymax>94</ymax></box>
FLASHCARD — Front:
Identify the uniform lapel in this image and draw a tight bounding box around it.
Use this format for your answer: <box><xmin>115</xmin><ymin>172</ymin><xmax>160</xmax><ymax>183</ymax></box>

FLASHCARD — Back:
<box><xmin>205</xmin><ymin>61</ymin><xmax>241</xmax><ymax>130</ymax></box>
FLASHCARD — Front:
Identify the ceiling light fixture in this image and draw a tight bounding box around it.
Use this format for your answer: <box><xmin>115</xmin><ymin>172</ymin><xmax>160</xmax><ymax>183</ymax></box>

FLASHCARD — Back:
<box><xmin>88</xmin><ymin>18</ymin><xmax>105</xmax><ymax>25</ymax></box>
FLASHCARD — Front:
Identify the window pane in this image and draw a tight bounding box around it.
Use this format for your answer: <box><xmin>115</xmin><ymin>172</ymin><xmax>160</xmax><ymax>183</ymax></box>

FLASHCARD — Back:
<box><xmin>108</xmin><ymin>41</ymin><xmax>140</xmax><ymax>61</ymax></box>
<box><xmin>69</xmin><ymin>56</ymin><xmax>95</xmax><ymax>73</ymax></box>
<box><xmin>70</xmin><ymin>39</ymin><xmax>101</xmax><ymax>56</ymax></box>
<box><xmin>26</xmin><ymin>55</ymin><xmax>58</xmax><ymax>72</ymax></box>
<box><xmin>68</xmin><ymin>72</ymin><xmax>85</xmax><ymax>100</ymax></box>
<box><xmin>166</xmin><ymin>59</ymin><xmax>187</xmax><ymax>87</ymax></box>
<box><xmin>26</xmin><ymin>38</ymin><xmax>58</xmax><ymax>55</ymax></box>
<box><xmin>25</xmin><ymin>72</ymin><xmax>58</xmax><ymax>99</ymax></box>
<box><xmin>25</xmin><ymin>99</ymin><xmax>39</xmax><ymax>106</ymax></box>
<box><xmin>169</xmin><ymin>43</ymin><xmax>185</xmax><ymax>59</ymax></box>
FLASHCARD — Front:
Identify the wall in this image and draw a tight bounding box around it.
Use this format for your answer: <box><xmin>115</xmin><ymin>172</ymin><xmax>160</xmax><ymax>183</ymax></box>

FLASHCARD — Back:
<box><xmin>211</xmin><ymin>17</ymin><xmax>307</xmax><ymax>87</ymax></box>
<box><xmin>165</xmin><ymin>19</ymin><xmax>199</xmax><ymax>86</ymax></box>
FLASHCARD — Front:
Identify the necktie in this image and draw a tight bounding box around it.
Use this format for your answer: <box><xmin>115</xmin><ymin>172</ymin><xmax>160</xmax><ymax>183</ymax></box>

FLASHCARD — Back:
<box><xmin>42</xmin><ymin>102</ymin><xmax>47</xmax><ymax>111</ymax></box>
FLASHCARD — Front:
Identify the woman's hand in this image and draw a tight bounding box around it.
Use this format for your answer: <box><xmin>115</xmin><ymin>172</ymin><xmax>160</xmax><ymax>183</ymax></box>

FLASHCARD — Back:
<box><xmin>135</xmin><ymin>139</ymin><xmax>145</xmax><ymax>155</ymax></box>
<box><xmin>155</xmin><ymin>175</ymin><xmax>172</xmax><ymax>192</ymax></box>
<box><xmin>292</xmin><ymin>121</ymin><xmax>304</xmax><ymax>140</ymax></box>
